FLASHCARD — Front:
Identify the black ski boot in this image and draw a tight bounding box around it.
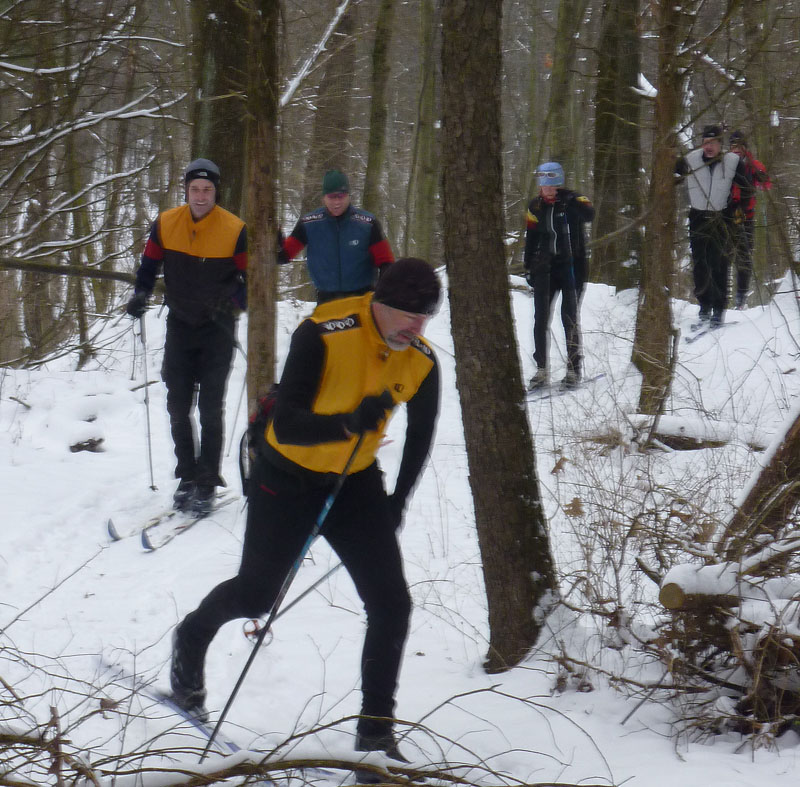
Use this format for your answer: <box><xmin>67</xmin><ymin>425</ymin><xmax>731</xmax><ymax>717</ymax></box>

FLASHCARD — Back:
<box><xmin>173</xmin><ymin>479</ymin><xmax>195</xmax><ymax>511</ymax></box>
<box><xmin>170</xmin><ymin>626</ymin><xmax>208</xmax><ymax>722</ymax></box>
<box><xmin>192</xmin><ymin>485</ymin><xmax>215</xmax><ymax>516</ymax></box>
<box><xmin>354</xmin><ymin>725</ymin><xmax>410</xmax><ymax>784</ymax></box>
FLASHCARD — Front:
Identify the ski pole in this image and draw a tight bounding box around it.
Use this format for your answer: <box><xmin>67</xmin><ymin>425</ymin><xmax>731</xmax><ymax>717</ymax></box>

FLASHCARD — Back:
<box><xmin>139</xmin><ymin>315</ymin><xmax>157</xmax><ymax>491</ymax></box>
<box><xmin>225</xmin><ymin>373</ymin><xmax>248</xmax><ymax>457</ymax></box>
<box><xmin>201</xmin><ymin>433</ymin><xmax>366</xmax><ymax>761</ymax></box>
<box><xmin>243</xmin><ymin>561</ymin><xmax>345</xmax><ymax>643</ymax></box>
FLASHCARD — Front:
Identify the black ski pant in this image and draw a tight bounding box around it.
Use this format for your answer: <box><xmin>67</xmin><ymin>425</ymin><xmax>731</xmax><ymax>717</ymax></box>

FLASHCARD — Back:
<box><xmin>689</xmin><ymin>210</ymin><xmax>734</xmax><ymax>315</ymax></box>
<box><xmin>161</xmin><ymin>313</ymin><xmax>235</xmax><ymax>486</ymax></box>
<box><xmin>178</xmin><ymin>456</ymin><xmax>411</xmax><ymax>731</ymax></box>
<box><xmin>530</xmin><ymin>256</ymin><xmax>582</xmax><ymax>375</ymax></box>
<box><xmin>733</xmin><ymin>217</ymin><xmax>755</xmax><ymax>299</ymax></box>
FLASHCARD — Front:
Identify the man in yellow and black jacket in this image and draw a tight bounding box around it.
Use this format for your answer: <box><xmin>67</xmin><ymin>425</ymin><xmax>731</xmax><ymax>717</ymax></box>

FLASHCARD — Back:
<box><xmin>170</xmin><ymin>258</ymin><xmax>440</xmax><ymax>766</ymax></box>
<box><xmin>126</xmin><ymin>158</ymin><xmax>247</xmax><ymax>514</ymax></box>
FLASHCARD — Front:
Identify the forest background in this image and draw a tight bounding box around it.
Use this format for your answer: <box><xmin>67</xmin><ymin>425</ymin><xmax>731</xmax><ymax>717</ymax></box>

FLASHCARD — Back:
<box><xmin>3</xmin><ymin>0</ymin><xmax>800</xmax><ymax>781</ymax></box>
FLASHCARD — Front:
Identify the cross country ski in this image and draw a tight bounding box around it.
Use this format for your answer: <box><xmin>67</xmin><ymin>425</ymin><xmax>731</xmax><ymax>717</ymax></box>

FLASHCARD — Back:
<box><xmin>105</xmin><ymin>494</ymin><xmax>237</xmax><ymax>550</ymax></box>
<box><xmin>526</xmin><ymin>372</ymin><xmax>606</xmax><ymax>401</ymax></box>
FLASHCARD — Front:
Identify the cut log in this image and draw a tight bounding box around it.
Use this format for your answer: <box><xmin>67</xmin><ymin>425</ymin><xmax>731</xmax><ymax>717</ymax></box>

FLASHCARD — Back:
<box><xmin>659</xmin><ymin>582</ymin><xmax>740</xmax><ymax>611</ymax></box>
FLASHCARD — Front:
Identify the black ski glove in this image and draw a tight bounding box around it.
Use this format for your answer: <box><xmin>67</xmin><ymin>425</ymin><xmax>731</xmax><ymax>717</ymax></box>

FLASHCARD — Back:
<box><xmin>126</xmin><ymin>291</ymin><xmax>148</xmax><ymax>318</ymax></box>
<box><xmin>386</xmin><ymin>492</ymin><xmax>406</xmax><ymax>531</ymax></box>
<box><xmin>342</xmin><ymin>390</ymin><xmax>394</xmax><ymax>435</ymax></box>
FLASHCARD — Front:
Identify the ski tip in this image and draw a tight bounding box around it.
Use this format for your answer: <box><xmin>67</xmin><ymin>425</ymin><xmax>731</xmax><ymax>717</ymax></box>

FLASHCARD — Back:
<box><xmin>107</xmin><ymin>518</ymin><xmax>122</xmax><ymax>541</ymax></box>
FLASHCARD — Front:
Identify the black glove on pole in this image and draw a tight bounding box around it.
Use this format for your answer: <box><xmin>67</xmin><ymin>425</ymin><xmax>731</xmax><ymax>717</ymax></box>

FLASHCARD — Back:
<box><xmin>343</xmin><ymin>390</ymin><xmax>394</xmax><ymax>434</ymax></box>
<box><xmin>201</xmin><ymin>433</ymin><xmax>366</xmax><ymax>761</ymax></box>
<box><xmin>126</xmin><ymin>291</ymin><xmax>147</xmax><ymax>318</ymax></box>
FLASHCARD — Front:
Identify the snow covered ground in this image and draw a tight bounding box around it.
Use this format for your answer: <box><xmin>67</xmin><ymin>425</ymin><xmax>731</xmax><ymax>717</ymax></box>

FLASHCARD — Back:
<box><xmin>2</xmin><ymin>273</ymin><xmax>800</xmax><ymax>786</ymax></box>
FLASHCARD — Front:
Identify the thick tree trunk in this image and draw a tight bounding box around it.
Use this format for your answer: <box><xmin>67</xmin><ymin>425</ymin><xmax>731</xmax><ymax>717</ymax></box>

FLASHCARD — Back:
<box><xmin>544</xmin><ymin>0</ymin><xmax>588</xmax><ymax>174</ymax></box>
<box><xmin>441</xmin><ymin>0</ymin><xmax>557</xmax><ymax>672</ymax></box>
<box><xmin>632</xmin><ymin>0</ymin><xmax>679</xmax><ymax>416</ymax></box>
<box><xmin>591</xmin><ymin>0</ymin><xmax>642</xmax><ymax>288</ymax></box>
<box><xmin>244</xmin><ymin>0</ymin><xmax>280</xmax><ymax>412</ymax></box>
<box><xmin>190</xmin><ymin>0</ymin><xmax>249</xmax><ymax>215</ymax></box>
<box><xmin>740</xmin><ymin>1</ymin><xmax>783</xmax><ymax>294</ymax></box>
<box><xmin>362</xmin><ymin>0</ymin><xmax>395</xmax><ymax>217</ymax></box>
<box><xmin>404</xmin><ymin>0</ymin><xmax>438</xmax><ymax>261</ymax></box>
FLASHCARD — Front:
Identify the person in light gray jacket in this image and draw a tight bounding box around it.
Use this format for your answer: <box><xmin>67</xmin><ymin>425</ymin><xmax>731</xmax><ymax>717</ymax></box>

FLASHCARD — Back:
<box><xmin>676</xmin><ymin>125</ymin><xmax>753</xmax><ymax>326</ymax></box>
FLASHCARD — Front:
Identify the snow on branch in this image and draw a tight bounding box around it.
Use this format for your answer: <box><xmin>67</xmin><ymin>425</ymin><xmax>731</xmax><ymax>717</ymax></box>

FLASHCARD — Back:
<box><xmin>280</xmin><ymin>0</ymin><xmax>351</xmax><ymax>108</ymax></box>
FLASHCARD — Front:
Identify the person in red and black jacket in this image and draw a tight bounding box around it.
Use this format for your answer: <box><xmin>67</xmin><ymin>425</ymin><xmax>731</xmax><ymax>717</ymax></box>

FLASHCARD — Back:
<box><xmin>126</xmin><ymin>158</ymin><xmax>247</xmax><ymax>514</ymax></box>
<box><xmin>278</xmin><ymin>170</ymin><xmax>394</xmax><ymax>303</ymax></box>
<box><xmin>728</xmin><ymin>130</ymin><xmax>772</xmax><ymax>308</ymax></box>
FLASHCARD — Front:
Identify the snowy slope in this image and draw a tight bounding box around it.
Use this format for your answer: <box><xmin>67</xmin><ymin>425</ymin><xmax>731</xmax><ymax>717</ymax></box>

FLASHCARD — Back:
<box><xmin>2</xmin><ymin>274</ymin><xmax>800</xmax><ymax>786</ymax></box>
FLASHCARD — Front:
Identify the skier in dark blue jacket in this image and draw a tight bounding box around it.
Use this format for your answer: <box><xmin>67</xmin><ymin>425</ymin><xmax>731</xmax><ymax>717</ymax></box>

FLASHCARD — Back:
<box><xmin>279</xmin><ymin>170</ymin><xmax>394</xmax><ymax>302</ymax></box>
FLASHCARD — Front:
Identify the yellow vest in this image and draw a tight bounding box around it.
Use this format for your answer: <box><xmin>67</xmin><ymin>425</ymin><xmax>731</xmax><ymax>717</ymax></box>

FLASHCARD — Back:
<box><xmin>266</xmin><ymin>293</ymin><xmax>436</xmax><ymax>475</ymax></box>
<box><xmin>158</xmin><ymin>203</ymin><xmax>245</xmax><ymax>259</ymax></box>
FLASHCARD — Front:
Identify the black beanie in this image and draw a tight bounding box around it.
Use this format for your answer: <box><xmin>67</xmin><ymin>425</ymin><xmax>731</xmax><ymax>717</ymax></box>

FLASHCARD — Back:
<box><xmin>184</xmin><ymin>158</ymin><xmax>220</xmax><ymax>188</ymax></box>
<box><xmin>701</xmin><ymin>125</ymin><xmax>722</xmax><ymax>141</ymax></box>
<box><xmin>373</xmin><ymin>258</ymin><xmax>441</xmax><ymax>316</ymax></box>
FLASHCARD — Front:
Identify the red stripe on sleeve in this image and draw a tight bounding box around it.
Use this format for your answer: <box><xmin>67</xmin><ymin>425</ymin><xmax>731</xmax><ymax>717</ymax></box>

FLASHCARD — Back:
<box><xmin>369</xmin><ymin>238</ymin><xmax>394</xmax><ymax>267</ymax></box>
<box><xmin>233</xmin><ymin>251</ymin><xmax>248</xmax><ymax>271</ymax></box>
<box><xmin>283</xmin><ymin>236</ymin><xmax>305</xmax><ymax>261</ymax></box>
<box><xmin>143</xmin><ymin>237</ymin><xmax>164</xmax><ymax>260</ymax></box>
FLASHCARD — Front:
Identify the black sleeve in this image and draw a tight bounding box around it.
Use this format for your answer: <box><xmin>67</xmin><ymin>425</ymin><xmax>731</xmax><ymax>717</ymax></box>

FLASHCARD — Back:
<box><xmin>133</xmin><ymin>221</ymin><xmax>162</xmax><ymax>294</ymax></box>
<box><xmin>572</xmin><ymin>193</ymin><xmax>595</xmax><ymax>223</ymax></box>
<box><xmin>734</xmin><ymin>159</ymin><xmax>755</xmax><ymax>202</ymax></box>
<box><xmin>271</xmin><ymin>320</ymin><xmax>349</xmax><ymax>445</ymax></box>
<box><xmin>523</xmin><ymin>200</ymin><xmax>542</xmax><ymax>270</ymax></box>
<box><xmin>392</xmin><ymin>357</ymin><xmax>440</xmax><ymax>506</ymax></box>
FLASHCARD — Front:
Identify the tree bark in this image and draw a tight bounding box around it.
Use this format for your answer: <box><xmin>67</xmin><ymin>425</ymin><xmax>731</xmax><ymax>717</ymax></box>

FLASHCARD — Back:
<box><xmin>441</xmin><ymin>0</ymin><xmax>557</xmax><ymax>672</ymax></box>
<box><xmin>190</xmin><ymin>0</ymin><xmax>249</xmax><ymax>215</ymax></box>
<box><xmin>591</xmin><ymin>0</ymin><xmax>642</xmax><ymax>288</ymax></box>
<box><xmin>544</xmin><ymin>0</ymin><xmax>588</xmax><ymax>174</ymax></box>
<box><xmin>244</xmin><ymin>0</ymin><xmax>280</xmax><ymax>412</ymax></box>
<box><xmin>403</xmin><ymin>0</ymin><xmax>438</xmax><ymax>261</ymax></box>
<box><xmin>632</xmin><ymin>0</ymin><xmax>680</xmax><ymax>416</ymax></box>
<box><xmin>362</xmin><ymin>0</ymin><xmax>396</xmax><ymax>216</ymax></box>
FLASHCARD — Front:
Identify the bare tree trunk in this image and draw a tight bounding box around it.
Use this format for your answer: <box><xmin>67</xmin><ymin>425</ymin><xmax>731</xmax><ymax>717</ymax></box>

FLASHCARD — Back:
<box><xmin>190</xmin><ymin>0</ymin><xmax>249</xmax><ymax>215</ymax></box>
<box><xmin>544</xmin><ymin>0</ymin><xmax>588</xmax><ymax>174</ymax></box>
<box><xmin>441</xmin><ymin>0</ymin><xmax>556</xmax><ymax>672</ymax></box>
<box><xmin>299</xmin><ymin>5</ymin><xmax>358</xmax><ymax>216</ymax></box>
<box><xmin>0</xmin><ymin>270</ymin><xmax>23</xmax><ymax>362</ymax></box>
<box><xmin>244</xmin><ymin>0</ymin><xmax>280</xmax><ymax>411</ymax></box>
<box><xmin>362</xmin><ymin>0</ymin><xmax>396</xmax><ymax>216</ymax></box>
<box><xmin>632</xmin><ymin>0</ymin><xmax>680</xmax><ymax>416</ymax></box>
<box><xmin>20</xmin><ymin>22</ymin><xmax>59</xmax><ymax>359</ymax></box>
<box><xmin>740</xmin><ymin>1</ymin><xmax>783</xmax><ymax>295</ymax></box>
<box><xmin>290</xmin><ymin>3</ymin><xmax>358</xmax><ymax>300</ymax></box>
<box><xmin>404</xmin><ymin>0</ymin><xmax>438</xmax><ymax>260</ymax></box>
<box><xmin>592</xmin><ymin>0</ymin><xmax>642</xmax><ymax>288</ymax></box>
<box><xmin>64</xmin><ymin>134</ymin><xmax>92</xmax><ymax>368</ymax></box>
